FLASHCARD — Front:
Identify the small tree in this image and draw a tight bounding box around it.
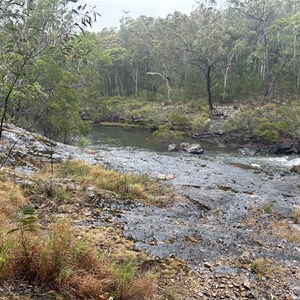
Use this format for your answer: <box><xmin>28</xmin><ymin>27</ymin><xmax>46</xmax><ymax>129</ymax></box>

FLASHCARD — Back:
<box><xmin>0</xmin><ymin>0</ymin><xmax>98</xmax><ymax>139</ymax></box>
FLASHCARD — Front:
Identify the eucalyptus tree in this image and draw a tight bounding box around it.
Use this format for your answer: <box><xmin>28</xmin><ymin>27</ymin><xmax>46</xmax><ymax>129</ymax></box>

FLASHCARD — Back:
<box><xmin>0</xmin><ymin>0</ymin><xmax>97</xmax><ymax>139</ymax></box>
<box><xmin>119</xmin><ymin>14</ymin><xmax>157</xmax><ymax>97</ymax></box>
<box><xmin>217</xmin><ymin>9</ymin><xmax>247</xmax><ymax>102</ymax></box>
<box><xmin>179</xmin><ymin>2</ymin><xmax>227</xmax><ymax>111</ymax></box>
<box><xmin>229</xmin><ymin>0</ymin><xmax>282</xmax><ymax>97</ymax></box>
<box><xmin>269</xmin><ymin>11</ymin><xmax>300</xmax><ymax>98</ymax></box>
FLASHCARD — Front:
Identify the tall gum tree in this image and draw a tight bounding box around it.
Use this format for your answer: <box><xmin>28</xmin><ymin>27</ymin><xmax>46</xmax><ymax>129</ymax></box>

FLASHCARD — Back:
<box><xmin>230</xmin><ymin>0</ymin><xmax>281</xmax><ymax>97</ymax></box>
<box><xmin>179</xmin><ymin>2</ymin><xmax>226</xmax><ymax>111</ymax></box>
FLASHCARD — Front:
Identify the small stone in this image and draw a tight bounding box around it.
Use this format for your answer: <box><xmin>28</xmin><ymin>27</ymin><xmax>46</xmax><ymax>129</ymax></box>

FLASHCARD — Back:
<box><xmin>243</xmin><ymin>279</ymin><xmax>251</xmax><ymax>290</ymax></box>
<box><xmin>204</xmin><ymin>262</ymin><xmax>212</xmax><ymax>268</ymax></box>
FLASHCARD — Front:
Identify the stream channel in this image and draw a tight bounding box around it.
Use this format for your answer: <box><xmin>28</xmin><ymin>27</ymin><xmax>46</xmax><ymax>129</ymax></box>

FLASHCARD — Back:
<box><xmin>87</xmin><ymin>125</ymin><xmax>299</xmax><ymax>173</ymax></box>
<box><xmin>83</xmin><ymin>125</ymin><xmax>300</xmax><ymax>267</ymax></box>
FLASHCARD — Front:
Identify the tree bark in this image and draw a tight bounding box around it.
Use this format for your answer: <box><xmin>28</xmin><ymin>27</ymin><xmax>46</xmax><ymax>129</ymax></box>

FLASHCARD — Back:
<box><xmin>146</xmin><ymin>71</ymin><xmax>171</xmax><ymax>101</ymax></box>
<box><xmin>206</xmin><ymin>65</ymin><xmax>213</xmax><ymax>112</ymax></box>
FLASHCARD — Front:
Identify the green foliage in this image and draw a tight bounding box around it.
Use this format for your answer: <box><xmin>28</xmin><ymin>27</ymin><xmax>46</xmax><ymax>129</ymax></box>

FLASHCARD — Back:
<box><xmin>8</xmin><ymin>207</ymin><xmax>37</xmax><ymax>235</ymax></box>
<box><xmin>112</xmin><ymin>257</ymin><xmax>136</xmax><ymax>299</ymax></box>
<box><xmin>167</xmin><ymin>110</ymin><xmax>191</xmax><ymax>127</ymax></box>
<box><xmin>7</xmin><ymin>207</ymin><xmax>37</xmax><ymax>275</ymax></box>
<box><xmin>224</xmin><ymin>102</ymin><xmax>300</xmax><ymax>142</ymax></box>
<box><xmin>0</xmin><ymin>0</ymin><xmax>97</xmax><ymax>141</ymax></box>
<box><xmin>191</xmin><ymin>113</ymin><xmax>211</xmax><ymax>131</ymax></box>
<box><xmin>152</xmin><ymin>124</ymin><xmax>184</xmax><ymax>141</ymax></box>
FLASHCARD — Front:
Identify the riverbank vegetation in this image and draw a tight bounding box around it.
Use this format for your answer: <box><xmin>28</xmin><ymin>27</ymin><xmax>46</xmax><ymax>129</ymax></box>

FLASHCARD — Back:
<box><xmin>224</xmin><ymin>101</ymin><xmax>300</xmax><ymax>143</ymax></box>
<box><xmin>0</xmin><ymin>0</ymin><xmax>300</xmax><ymax>145</ymax></box>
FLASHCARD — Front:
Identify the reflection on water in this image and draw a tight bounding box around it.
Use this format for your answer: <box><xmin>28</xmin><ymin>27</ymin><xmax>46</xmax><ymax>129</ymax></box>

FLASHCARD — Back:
<box><xmin>87</xmin><ymin>126</ymin><xmax>298</xmax><ymax>172</ymax></box>
<box><xmin>87</xmin><ymin>126</ymin><xmax>169</xmax><ymax>152</ymax></box>
<box><xmin>87</xmin><ymin>126</ymin><xmax>234</xmax><ymax>154</ymax></box>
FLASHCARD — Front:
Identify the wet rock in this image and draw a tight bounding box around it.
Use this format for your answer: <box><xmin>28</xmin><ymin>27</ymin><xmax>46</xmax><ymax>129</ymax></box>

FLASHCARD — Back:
<box><xmin>291</xmin><ymin>165</ymin><xmax>300</xmax><ymax>175</ymax></box>
<box><xmin>186</xmin><ymin>143</ymin><xmax>204</xmax><ymax>154</ymax></box>
<box><xmin>132</xmin><ymin>116</ymin><xmax>142</xmax><ymax>123</ymax></box>
<box><xmin>204</xmin><ymin>262</ymin><xmax>212</xmax><ymax>269</ymax></box>
<box><xmin>243</xmin><ymin>279</ymin><xmax>251</xmax><ymax>290</ymax></box>
<box><xmin>238</xmin><ymin>147</ymin><xmax>257</xmax><ymax>156</ymax></box>
<box><xmin>168</xmin><ymin>142</ymin><xmax>203</xmax><ymax>154</ymax></box>
<box><xmin>275</xmin><ymin>143</ymin><xmax>293</xmax><ymax>155</ymax></box>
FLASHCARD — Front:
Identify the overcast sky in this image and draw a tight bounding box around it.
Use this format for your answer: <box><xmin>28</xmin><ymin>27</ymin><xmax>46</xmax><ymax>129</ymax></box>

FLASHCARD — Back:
<box><xmin>84</xmin><ymin>0</ymin><xmax>196</xmax><ymax>31</ymax></box>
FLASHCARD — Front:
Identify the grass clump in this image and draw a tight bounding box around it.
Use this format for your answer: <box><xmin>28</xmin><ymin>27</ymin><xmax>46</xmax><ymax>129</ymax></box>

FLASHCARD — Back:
<box><xmin>268</xmin><ymin>219</ymin><xmax>300</xmax><ymax>243</ymax></box>
<box><xmin>52</xmin><ymin>160</ymin><xmax>159</xmax><ymax>201</ymax></box>
<box><xmin>84</xmin><ymin>167</ymin><xmax>150</xmax><ymax>200</ymax></box>
<box><xmin>0</xmin><ymin>181</ymin><xmax>27</xmax><ymax>225</ymax></box>
<box><xmin>111</xmin><ymin>257</ymin><xmax>153</xmax><ymax>300</ymax></box>
<box><xmin>152</xmin><ymin>124</ymin><xmax>184</xmax><ymax>142</ymax></box>
<box><xmin>251</xmin><ymin>258</ymin><xmax>286</xmax><ymax>279</ymax></box>
<box><xmin>0</xmin><ymin>175</ymin><xmax>154</xmax><ymax>299</ymax></box>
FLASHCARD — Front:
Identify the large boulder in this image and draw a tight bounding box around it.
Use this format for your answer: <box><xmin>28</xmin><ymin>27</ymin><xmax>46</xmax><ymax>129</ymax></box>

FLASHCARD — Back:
<box><xmin>168</xmin><ymin>142</ymin><xmax>203</xmax><ymax>154</ymax></box>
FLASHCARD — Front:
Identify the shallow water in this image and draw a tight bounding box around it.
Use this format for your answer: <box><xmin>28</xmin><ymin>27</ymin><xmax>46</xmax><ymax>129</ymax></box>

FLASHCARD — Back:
<box><xmin>87</xmin><ymin>126</ymin><xmax>299</xmax><ymax>172</ymax></box>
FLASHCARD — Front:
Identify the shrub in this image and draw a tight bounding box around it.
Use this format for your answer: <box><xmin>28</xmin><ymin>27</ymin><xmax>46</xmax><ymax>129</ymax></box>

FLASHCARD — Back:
<box><xmin>224</xmin><ymin>102</ymin><xmax>300</xmax><ymax>143</ymax></box>
<box><xmin>152</xmin><ymin>124</ymin><xmax>184</xmax><ymax>141</ymax></box>
<box><xmin>191</xmin><ymin>114</ymin><xmax>211</xmax><ymax>132</ymax></box>
<box><xmin>167</xmin><ymin>111</ymin><xmax>191</xmax><ymax>127</ymax></box>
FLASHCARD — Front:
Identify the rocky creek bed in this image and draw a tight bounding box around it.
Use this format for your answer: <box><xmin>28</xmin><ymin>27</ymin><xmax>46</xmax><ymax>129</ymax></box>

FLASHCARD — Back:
<box><xmin>1</xmin><ymin>124</ymin><xmax>300</xmax><ymax>299</ymax></box>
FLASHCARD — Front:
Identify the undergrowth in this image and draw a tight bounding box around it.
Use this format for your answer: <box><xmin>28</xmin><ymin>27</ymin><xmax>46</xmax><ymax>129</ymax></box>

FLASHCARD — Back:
<box><xmin>0</xmin><ymin>178</ymin><xmax>154</xmax><ymax>299</ymax></box>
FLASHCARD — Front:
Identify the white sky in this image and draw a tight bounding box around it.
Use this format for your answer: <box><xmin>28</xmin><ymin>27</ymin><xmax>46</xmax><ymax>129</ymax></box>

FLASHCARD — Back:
<box><xmin>84</xmin><ymin>0</ymin><xmax>196</xmax><ymax>31</ymax></box>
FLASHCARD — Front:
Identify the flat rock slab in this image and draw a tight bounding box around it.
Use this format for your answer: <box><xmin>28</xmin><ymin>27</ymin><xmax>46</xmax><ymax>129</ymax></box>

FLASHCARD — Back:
<box><xmin>94</xmin><ymin>148</ymin><xmax>300</xmax><ymax>266</ymax></box>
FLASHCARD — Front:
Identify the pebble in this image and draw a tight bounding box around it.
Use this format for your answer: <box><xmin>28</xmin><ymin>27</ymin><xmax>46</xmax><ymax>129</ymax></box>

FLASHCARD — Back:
<box><xmin>243</xmin><ymin>279</ymin><xmax>251</xmax><ymax>290</ymax></box>
<box><xmin>204</xmin><ymin>262</ymin><xmax>212</xmax><ymax>268</ymax></box>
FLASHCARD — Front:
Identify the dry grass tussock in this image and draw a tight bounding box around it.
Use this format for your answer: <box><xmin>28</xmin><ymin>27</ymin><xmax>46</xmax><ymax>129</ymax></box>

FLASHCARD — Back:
<box><xmin>0</xmin><ymin>179</ymin><xmax>154</xmax><ymax>299</ymax></box>
<box><xmin>0</xmin><ymin>181</ymin><xmax>27</xmax><ymax>224</ymax></box>
<box><xmin>267</xmin><ymin>219</ymin><xmax>300</xmax><ymax>243</ymax></box>
<box><xmin>251</xmin><ymin>258</ymin><xmax>286</xmax><ymax>279</ymax></box>
<box><xmin>42</xmin><ymin>159</ymin><xmax>159</xmax><ymax>201</ymax></box>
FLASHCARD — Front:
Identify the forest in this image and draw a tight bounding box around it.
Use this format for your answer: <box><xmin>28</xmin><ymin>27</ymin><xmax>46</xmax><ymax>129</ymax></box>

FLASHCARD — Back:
<box><xmin>0</xmin><ymin>0</ymin><xmax>299</xmax><ymax>144</ymax></box>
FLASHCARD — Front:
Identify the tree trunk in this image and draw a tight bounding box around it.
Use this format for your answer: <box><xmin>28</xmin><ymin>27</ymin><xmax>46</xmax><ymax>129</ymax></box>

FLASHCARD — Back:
<box><xmin>133</xmin><ymin>66</ymin><xmax>138</xmax><ymax>97</ymax></box>
<box><xmin>206</xmin><ymin>65</ymin><xmax>213</xmax><ymax>112</ymax></box>
<box><xmin>262</xmin><ymin>24</ymin><xmax>270</xmax><ymax>97</ymax></box>
<box><xmin>115</xmin><ymin>72</ymin><xmax>120</xmax><ymax>96</ymax></box>
<box><xmin>296</xmin><ymin>71</ymin><xmax>300</xmax><ymax>101</ymax></box>
<box><xmin>221</xmin><ymin>66</ymin><xmax>229</xmax><ymax>103</ymax></box>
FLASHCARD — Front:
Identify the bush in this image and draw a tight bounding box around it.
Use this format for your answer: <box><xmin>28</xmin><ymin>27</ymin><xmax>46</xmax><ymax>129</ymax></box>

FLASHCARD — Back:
<box><xmin>167</xmin><ymin>110</ymin><xmax>191</xmax><ymax>127</ymax></box>
<box><xmin>191</xmin><ymin>114</ymin><xmax>211</xmax><ymax>132</ymax></box>
<box><xmin>152</xmin><ymin>124</ymin><xmax>184</xmax><ymax>141</ymax></box>
<box><xmin>223</xmin><ymin>102</ymin><xmax>300</xmax><ymax>143</ymax></box>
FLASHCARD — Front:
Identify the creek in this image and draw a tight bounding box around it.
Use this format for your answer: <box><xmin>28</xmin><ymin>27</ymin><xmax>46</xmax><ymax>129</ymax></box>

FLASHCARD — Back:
<box><xmin>87</xmin><ymin>125</ymin><xmax>299</xmax><ymax>173</ymax></box>
<box><xmin>84</xmin><ymin>125</ymin><xmax>300</xmax><ymax>266</ymax></box>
